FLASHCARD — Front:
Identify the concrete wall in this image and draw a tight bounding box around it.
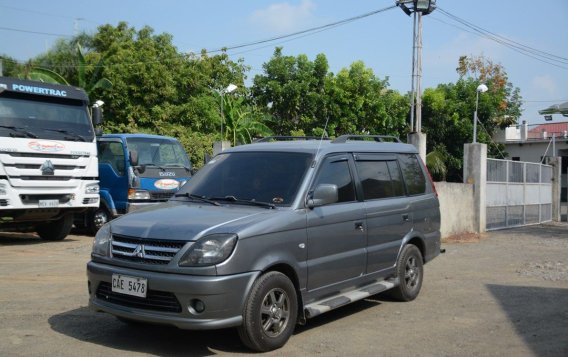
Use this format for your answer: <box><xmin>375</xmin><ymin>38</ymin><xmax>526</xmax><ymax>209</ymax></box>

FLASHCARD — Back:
<box><xmin>435</xmin><ymin>182</ymin><xmax>476</xmax><ymax>238</ymax></box>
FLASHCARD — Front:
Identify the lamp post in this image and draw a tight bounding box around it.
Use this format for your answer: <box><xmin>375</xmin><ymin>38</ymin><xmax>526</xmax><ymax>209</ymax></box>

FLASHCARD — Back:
<box><xmin>397</xmin><ymin>0</ymin><xmax>436</xmax><ymax>134</ymax></box>
<box><xmin>220</xmin><ymin>83</ymin><xmax>238</xmax><ymax>141</ymax></box>
<box><xmin>473</xmin><ymin>83</ymin><xmax>488</xmax><ymax>143</ymax></box>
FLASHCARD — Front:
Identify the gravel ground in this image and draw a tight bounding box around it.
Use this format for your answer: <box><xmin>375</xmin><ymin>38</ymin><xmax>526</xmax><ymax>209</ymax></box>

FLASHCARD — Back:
<box><xmin>0</xmin><ymin>222</ymin><xmax>566</xmax><ymax>356</ymax></box>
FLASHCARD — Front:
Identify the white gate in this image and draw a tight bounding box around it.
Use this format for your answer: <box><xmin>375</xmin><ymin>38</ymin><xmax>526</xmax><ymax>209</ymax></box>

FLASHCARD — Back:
<box><xmin>486</xmin><ymin>159</ymin><xmax>553</xmax><ymax>230</ymax></box>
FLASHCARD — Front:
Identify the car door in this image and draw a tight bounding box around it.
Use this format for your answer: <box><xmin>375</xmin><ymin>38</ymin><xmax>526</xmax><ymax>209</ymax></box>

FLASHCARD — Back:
<box><xmin>97</xmin><ymin>139</ymin><xmax>128</xmax><ymax>212</ymax></box>
<box><xmin>306</xmin><ymin>153</ymin><xmax>367</xmax><ymax>291</ymax></box>
<box><xmin>354</xmin><ymin>153</ymin><xmax>413</xmax><ymax>274</ymax></box>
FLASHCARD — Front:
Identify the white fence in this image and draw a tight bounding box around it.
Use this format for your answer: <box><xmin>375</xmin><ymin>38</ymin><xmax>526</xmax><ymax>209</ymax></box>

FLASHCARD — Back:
<box><xmin>486</xmin><ymin>159</ymin><xmax>553</xmax><ymax>230</ymax></box>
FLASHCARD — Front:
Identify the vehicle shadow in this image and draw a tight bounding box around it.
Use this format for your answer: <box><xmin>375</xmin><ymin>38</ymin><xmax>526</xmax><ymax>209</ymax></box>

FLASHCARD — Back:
<box><xmin>48</xmin><ymin>296</ymin><xmax>385</xmax><ymax>355</ymax></box>
<box><xmin>48</xmin><ymin>307</ymin><xmax>247</xmax><ymax>356</ymax></box>
<box><xmin>487</xmin><ymin>284</ymin><xmax>568</xmax><ymax>357</ymax></box>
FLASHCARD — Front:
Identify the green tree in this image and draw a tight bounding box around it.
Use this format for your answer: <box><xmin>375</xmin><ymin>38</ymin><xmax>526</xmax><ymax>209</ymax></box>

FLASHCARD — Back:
<box><xmin>223</xmin><ymin>96</ymin><xmax>273</xmax><ymax>145</ymax></box>
<box><xmin>422</xmin><ymin>55</ymin><xmax>522</xmax><ymax>181</ymax></box>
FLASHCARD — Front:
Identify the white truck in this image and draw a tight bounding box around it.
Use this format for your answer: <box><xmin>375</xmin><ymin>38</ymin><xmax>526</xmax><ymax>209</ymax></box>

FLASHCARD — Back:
<box><xmin>0</xmin><ymin>77</ymin><xmax>102</xmax><ymax>240</ymax></box>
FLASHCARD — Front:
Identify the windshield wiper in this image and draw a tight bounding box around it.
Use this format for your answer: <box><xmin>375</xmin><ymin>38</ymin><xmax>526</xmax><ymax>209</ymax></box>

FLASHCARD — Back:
<box><xmin>210</xmin><ymin>195</ymin><xmax>276</xmax><ymax>209</ymax></box>
<box><xmin>0</xmin><ymin>125</ymin><xmax>38</xmax><ymax>138</ymax></box>
<box><xmin>42</xmin><ymin>128</ymin><xmax>86</xmax><ymax>142</ymax></box>
<box><xmin>174</xmin><ymin>193</ymin><xmax>220</xmax><ymax>206</ymax></box>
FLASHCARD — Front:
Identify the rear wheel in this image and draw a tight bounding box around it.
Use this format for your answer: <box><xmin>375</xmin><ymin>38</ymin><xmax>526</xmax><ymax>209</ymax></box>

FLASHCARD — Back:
<box><xmin>87</xmin><ymin>207</ymin><xmax>110</xmax><ymax>235</ymax></box>
<box><xmin>36</xmin><ymin>214</ymin><xmax>73</xmax><ymax>241</ymax></box>
<box><xmin>389</xmin><ymin>244</ymin><xmax>424</xmax><ymax>301</ymax></box>
<box><xmin>238</xmin><ymin>271</ymin><xmax>297</xmax><ymax>352</ymax></box>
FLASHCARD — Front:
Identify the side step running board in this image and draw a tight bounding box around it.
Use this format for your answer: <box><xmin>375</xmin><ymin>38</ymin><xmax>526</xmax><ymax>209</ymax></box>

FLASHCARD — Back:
<box><xmin>304</xmin><ymin>278</ymin><xmax>398</xmax><ymax>319</ymax></box>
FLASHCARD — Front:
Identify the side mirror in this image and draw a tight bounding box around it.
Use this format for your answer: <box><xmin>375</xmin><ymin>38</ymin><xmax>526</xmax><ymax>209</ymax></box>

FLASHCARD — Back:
<box><xmin>129</xmin><ymin>150</ymin><xmax>139</xmax><ymax>167</ymax></box>
<box><xmin>307</xmin><ymin>184</ymin><xmax>338</xmax><ymax>208</ymax></box>
<box><xmin>92</xmin><ymin>106</ymin><xmax>103</xmax><ymax>126</ymax></box>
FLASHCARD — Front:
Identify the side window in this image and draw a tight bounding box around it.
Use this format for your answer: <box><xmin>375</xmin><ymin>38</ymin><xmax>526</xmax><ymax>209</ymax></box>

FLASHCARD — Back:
<box><xmin>313</xmin><ymin>157</ymin><xmax>356</xmax><ymax>203</ymax></box>
<box><xmin>98</xmin><ymin>141</ymin><xmax>125</xmax><ymax>176</ymax></box>
<box><xmin>355</xmin><ymin>160</ymin><xmax>405</xmax><ymax>200</ymax></box>
<box><xmin>399</xmin><ymin>154</ymin><xmax>426</xmax><ymax>195</ymax></box>
<box><xmin>387</xmin><ymin>161</ymin><xmax>405</xmax><ymax>196</ymax></box>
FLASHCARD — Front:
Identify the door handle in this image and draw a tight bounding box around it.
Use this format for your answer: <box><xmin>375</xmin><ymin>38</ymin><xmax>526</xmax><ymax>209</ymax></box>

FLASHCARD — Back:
<box><xmin>402</xmin><ymin>214</ymin><xmax>410</xmax><ymax>222</ymax></box>
<box><xmin>354</xmin><ymin>222</ymin><xmax>364</xmax><ymax>232</ymax></box>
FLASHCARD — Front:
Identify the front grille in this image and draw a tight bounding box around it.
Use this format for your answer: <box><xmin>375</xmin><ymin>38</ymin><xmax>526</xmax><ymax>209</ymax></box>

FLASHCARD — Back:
<box><xmin>96</xmin><ymin>281</ymin><xmax>182</xmax><ymax>313</ymax></box>
<box><xmin>18</xmin><ymin>176</ymin><xmax>73</xmax><ymax>181</ymax></box>
<box><xmin>6</xmin><ymin>164</ymin><xmax>85</xmax><ymax>170</ymax></box>
<box><xmin>6</xmin><ymin>152</ymin><xmax>87</xmax><ymax>159</ymax></box>
<box><xmin>111</xmin><ymin>234</ymin><xmax>186</xmax><ymax>265</ymax></box>
<box><xmin>20</xmin><ymin>194</ymin><xmax>72</xmax><ymax>204</ymax></box>
<box><xmin>0</xmin><ymin>199</ymin><xmax>8</xmax><ymax>206</ymax></box>
<box><xmin>150</xmin><ymin>192</ymin><xmax>175</xmax><ymax>201</ymax></box>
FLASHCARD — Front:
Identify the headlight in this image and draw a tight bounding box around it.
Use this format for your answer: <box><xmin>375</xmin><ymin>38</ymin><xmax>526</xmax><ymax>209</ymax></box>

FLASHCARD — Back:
<box><xmin>128</xmin><ymin>189</ymin><xmax>151</xmax><ymax>200</ymax></box>
<box><xmin>85</xmin><ymin>183</ymin><xmax>99</xmax><ymax>194</ymax></box>
<box><xmin>179</xmin><ymin>234</ymin><xmax>237</xmax><ymax>267</ymax></box>
<box><xmin>92</xmin><ymin>223</ymin><xmax>111</xmax><ymax>257</ymax></box>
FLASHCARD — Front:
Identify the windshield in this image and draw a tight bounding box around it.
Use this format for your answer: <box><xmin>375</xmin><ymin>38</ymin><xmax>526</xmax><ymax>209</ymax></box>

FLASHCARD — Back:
<box><xmin>177</xmin><ymin>151</ymin><xmax>313</xmax><ymax>206</ymax></box>
<box><xmin>126</xmin><ymin>137</ymin><xmax>191</xmax><ymax>168</ymax></box>
<box><xmin>0</xmin><ymin>95</ymin><xmax>94</xmax><ymax>141</ymax></box>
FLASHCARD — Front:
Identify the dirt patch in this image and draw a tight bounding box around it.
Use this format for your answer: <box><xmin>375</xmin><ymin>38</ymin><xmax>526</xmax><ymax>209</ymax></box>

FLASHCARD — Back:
<box><xmin>442</xmin><ymin>232</ymin><xmax>481</xmax><ymax>243</ymax></box>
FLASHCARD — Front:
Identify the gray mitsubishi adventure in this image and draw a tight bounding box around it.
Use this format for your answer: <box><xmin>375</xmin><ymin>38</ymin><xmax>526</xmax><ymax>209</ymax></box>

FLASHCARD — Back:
<box><xmin>87</xmin><ymin>135</ymin><xmax>441</xmax><ymax>352</ymax></box>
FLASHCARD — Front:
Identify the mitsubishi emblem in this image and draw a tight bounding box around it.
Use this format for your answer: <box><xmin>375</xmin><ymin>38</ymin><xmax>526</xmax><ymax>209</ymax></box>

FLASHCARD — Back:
<box><xmin>40</xmin><ymin>160</ymin><xmax>55</xmax><ymax>175</ymax></box>
<box><xmin>133</xmin><ymin>244</ymin><xmax>145</xmax><ymax>258</ymax></box>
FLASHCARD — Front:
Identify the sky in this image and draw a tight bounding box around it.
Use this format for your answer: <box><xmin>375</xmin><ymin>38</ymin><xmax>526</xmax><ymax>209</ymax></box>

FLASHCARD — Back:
<box><xmin>1</xmin><ymin>0</ymin><xmax>567</xmax><ymax>126</ymax></box>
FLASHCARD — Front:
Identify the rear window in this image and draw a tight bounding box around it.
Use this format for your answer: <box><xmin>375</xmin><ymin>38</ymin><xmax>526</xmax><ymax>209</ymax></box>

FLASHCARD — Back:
<box><xmin>355</xmin><ymin>160</ymin><xmax>405</xmax><ymax>199</ymax></box>
<box><xmin>398</xmin><ymin>154</ymin><xmax>426</xmax><ymax>195</ymax></box>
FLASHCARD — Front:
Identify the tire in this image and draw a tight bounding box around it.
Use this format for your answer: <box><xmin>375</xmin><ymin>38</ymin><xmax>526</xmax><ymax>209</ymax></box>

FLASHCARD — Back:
<box><xmin>36</xmin><ymin>214</ymin><xmax>73</xmax><ymax>241</ymax></box>
<box><xmin>87</xmin><ymin>207</ymin><xmax>111</xmax><ymax>236</ymax></box>
<box><xmin>389</xmin><ymin>244</ymin><xmax>424</xmax><ymax>302</ymax></box>
<box><xmin>238</xmin><ymin>271</ymin><xmax>298</xmax><ymax>352</ymax></box>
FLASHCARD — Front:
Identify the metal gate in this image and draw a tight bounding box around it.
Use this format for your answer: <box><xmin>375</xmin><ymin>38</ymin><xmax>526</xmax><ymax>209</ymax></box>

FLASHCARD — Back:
<box><xmin>486</xmin><ymin>159</ymin><xmax>553</xmax><ymax>230</ymax></box>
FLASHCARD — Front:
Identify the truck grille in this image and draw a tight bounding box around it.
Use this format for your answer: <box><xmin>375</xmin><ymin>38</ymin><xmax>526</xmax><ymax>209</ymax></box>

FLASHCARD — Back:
<box><xmin>150</xmin><ymin>192</ymin><xmax>175</xmax><ymax>201</ymax></box>
<box><xmin>20</xmin><ymin>194</ymin><xmax>72</xmax><ymax>204</ymax></box>
<box><xmin>111</xmin><ymin>234</ymin><xmax>186</xmax><ymax>265</ymax></box>
<box><xmin>0</xmin><ymin>199</ymin><xmax>8</xmax><ymax>206</ymax></box>
<box><xmin>96</xmin><ymin>281</ymin><xmax>182</xmax><ymax>313</ymax></box>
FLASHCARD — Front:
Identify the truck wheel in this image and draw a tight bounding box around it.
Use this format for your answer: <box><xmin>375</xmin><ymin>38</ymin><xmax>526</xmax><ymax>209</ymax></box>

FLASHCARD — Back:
<box><xmin>238</xmin><ymin>271</ymin><xmax>297</xmax><ymax>352</ymax></box>
<box><xmin>87</xmin><ymin>207</ymin><xmax>110</xmax><ymax>236</ymax></box>
<box><xmin>36</xmin><ymin>214</ymin><xmax>73</xmax><ymax>241</ymax></box>
<box><xmin>389</xmin><ymin>244</ymin><xmax>424</xmax><ymax>302</ymax></box>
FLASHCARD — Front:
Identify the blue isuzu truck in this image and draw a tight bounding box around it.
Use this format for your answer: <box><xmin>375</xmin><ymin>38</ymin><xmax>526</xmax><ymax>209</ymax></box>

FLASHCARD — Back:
<box><xmin>75</xmin><ymin>133</ymin><xmax>192</xmax><ymax>234</ymax></box>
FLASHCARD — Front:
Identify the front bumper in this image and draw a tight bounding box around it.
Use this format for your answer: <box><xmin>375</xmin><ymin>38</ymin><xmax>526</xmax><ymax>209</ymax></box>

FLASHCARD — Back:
<box><xmin>87</xmin><ymin>261</ymin><xmax>259</xmax><ymax>330</ymax></box>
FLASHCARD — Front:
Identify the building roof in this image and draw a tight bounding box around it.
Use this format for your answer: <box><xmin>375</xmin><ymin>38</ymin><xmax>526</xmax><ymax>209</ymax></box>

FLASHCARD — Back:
<box><xmin>527</xmin><ymin>122</ymin><xmax>568</xmax><ymax>139</ymax></box>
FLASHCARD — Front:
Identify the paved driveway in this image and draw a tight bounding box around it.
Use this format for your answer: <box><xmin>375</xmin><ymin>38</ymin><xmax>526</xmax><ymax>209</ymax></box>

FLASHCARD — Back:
<box><xmin>0</xmin><ymin>223</ymin><xmax>566</xmax><ymax>356</ymax></box>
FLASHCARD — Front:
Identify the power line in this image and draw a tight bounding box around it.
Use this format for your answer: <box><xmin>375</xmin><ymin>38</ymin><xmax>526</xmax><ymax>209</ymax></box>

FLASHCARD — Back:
<box><xmin>207</xmin><ymin>4</ymin><xmax>397</xmax><ymax>54</ymax></box>
<box><xmin>1</xmin><ymin>5</ymin><xmax>397</xmax><ymax>72</ymax></box>
<box><xmin>435</xmin><ymin>7</ymin><xmax>568</xmax><ymax>70</ymax></box>
<box><xmin>0</xmin><ymin>26</ymin><xmax>72</xmax><ymax>38</ymax></box>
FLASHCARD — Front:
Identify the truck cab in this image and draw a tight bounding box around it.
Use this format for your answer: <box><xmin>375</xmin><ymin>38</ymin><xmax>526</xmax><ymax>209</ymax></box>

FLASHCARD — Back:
<box><xmin>77</xmin><ymin>133</ymin><xmax>192</xmax><ymax>234</ymax></box>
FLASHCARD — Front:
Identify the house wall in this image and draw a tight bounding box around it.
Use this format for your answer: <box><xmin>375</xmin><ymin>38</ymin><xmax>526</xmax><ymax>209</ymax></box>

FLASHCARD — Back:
<box><xmin>504</xmin><ymin>141</ymin><xmax>568</xmax><ymax>162</ymax></box>
<box><xmin>435</xmin><ymin>182</ymin><xmax>476</xmax><ymax>238</ymax></box>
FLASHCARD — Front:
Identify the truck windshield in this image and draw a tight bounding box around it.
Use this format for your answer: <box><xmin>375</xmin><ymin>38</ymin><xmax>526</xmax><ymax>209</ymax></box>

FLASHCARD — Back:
<box><xmin>176</xmin><ymin>151</ymin><xmax>313</xmax><ymax>206</ymax></box>
<box><xmin>0</xmin><ymin>96</ymin><xmax>94</xmax><ymax>141</ymax></box>
<box><xmin>126</xmin><ymin>137</ymin><xmax>191</xmax><ymax>168</ymax></box>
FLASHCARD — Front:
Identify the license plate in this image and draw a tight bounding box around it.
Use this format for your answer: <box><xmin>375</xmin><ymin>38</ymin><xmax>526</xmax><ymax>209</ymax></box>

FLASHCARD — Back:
<box><xmin>111</xmin><ymin>274</ymin><xmax>147</xmax><ymax>298</ymax></box>
<box><xmin>38</xmin><ymin>199</ymin><xmax>59</xmax><ymax>208</ymax></box>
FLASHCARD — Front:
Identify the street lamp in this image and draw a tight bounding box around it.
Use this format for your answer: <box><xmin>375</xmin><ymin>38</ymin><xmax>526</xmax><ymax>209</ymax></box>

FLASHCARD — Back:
<box><xmin>397</xmin><ymin>0</ymin><xmax>436</xmax><ymax>135</ymax></box>
<box><xmin>220</xmin><ymin>83</ymin><xmax>238</xmax><ymax>140</ymax></box>
<box><xmin>473</xmin><ymin>83</ymin><xmax>488</xmax><ymax>143</ymax></box>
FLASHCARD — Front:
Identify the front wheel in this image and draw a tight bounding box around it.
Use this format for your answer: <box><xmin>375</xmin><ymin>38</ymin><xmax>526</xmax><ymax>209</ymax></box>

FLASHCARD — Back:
<box><xmin>87</xmin><ymin>207</ymin><xmax>110</xmax><ymax>236</ymax></box>
<box><xmin>238</xmin><ymin>271</ymin><xmax>298</xmax><ymax>352</ymax></box>
<box><xmin>389</xmin><ymin>244</ymin><xmax>424</xmax><ymax>301</ymax></box>
<box><xmin>36</xmin><ymin>214</ymin><xmax>73</xmax><ymax>241</ymax></box>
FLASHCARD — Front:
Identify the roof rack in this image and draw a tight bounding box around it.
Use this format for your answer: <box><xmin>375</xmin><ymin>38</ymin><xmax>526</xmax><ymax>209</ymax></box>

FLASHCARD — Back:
<box><xmin>253</xmin><ymin>136</ymin><xmax>327</xmax><ymax>143</ymax></box>
<box><xmin>331</xmin><ymin>135</ymin><xmax>401</xmax><ymax>144</ymax></box>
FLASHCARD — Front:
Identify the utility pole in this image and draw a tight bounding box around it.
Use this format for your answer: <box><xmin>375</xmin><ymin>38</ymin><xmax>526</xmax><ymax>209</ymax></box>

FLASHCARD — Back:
<box><xmin>397</xmin><ymin>0</ymin><xmax>436</xmax><ymax>161</ymax></box>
